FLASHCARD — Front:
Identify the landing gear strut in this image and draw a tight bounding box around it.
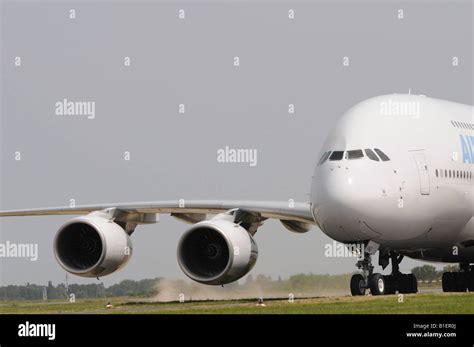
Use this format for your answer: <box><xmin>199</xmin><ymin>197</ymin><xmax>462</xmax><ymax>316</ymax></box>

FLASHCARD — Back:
<box><xmin>350</xmin><ymin>252</ymin><xmax>386</xmax><ymax>296</ymax></box>
<box><xmin>350</xmin><ymin>250</ymin><xmax>417</xmax><ymax>296</ymax></box>
<box><xmin>383</xmin><ymin>253</ymin><xmax>417</xmax><ymax>294</ymax></box>
<box><xmin>442</xmin><ymin>263</ymin><xmax>474</xmax><ymax>292</ymax></box>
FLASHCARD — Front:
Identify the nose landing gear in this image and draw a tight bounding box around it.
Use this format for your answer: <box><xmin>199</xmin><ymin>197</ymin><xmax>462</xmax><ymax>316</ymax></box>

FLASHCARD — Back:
<box><xmin>350</xmin><ymin>250</ymin><xmax>418</xmax><ymax>296</ymax></box>
<box><xmin>350</xmin><ymin>252</ymin><xmax>386</xmax><ymax>296</ymax></box>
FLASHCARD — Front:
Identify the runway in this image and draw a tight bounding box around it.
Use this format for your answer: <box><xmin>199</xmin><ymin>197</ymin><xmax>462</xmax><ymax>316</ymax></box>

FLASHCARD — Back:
<box><xmin>0</xmin><ymin>291</ymin><xmax>471</xmax><ymax>314</ymax></box>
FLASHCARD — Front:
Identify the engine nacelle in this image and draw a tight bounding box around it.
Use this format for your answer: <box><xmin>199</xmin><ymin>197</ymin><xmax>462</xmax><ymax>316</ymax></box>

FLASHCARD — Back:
<box><xmin>177</xmin><ymin>218</ymin><xmax>258</xmax><ymax>285</ymax></box>
<box><xmin>54</xmin><ymin>214</ymin><xmax>133</xmax><ymax>277</ymax></box>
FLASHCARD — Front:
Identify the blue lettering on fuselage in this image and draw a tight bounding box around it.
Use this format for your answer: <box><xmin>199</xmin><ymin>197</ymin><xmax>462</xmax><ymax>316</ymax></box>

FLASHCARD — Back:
<box><xmin>459</xmin><ymin>134</ymin><xmax>474</xmax><ymax>163</ymax></box>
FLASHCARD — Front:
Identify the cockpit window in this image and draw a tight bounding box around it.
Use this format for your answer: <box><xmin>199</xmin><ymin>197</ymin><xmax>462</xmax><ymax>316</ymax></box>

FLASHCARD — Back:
<box><xmin>346</xmin><ymin>150</ymin><xmax>364</xmax><ymax>160</ymax></box>
<box><xmin>318</xmin><ymin>151</ymin><xmax>332</xmax><ymax>165</ymax></box>
<box><xmin>374</xmin><ymin>148</ymin><xmax>390</xmax><ymax>161</ymax></box>
<box><xmin>317</xmin><ymin>152</ymin><xmax>327</xmax><ymax>165</ymax></box>
<box><xmin>329</xmin><ymin>151</ymin><xmax>344</xmax><ymax>161</ymax></box>
<box><xmin>321</xmin><ymin>148</ymin><xmax>389</xmax><ymax>163</ymax></box>
<box><xmin>364</xmin><ymin>149</ymin><xmax>380</xmax><ymax>161</ymax></box>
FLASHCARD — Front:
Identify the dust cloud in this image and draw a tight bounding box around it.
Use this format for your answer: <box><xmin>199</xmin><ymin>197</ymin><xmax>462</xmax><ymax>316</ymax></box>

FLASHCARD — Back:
<box><xmin>152</xmin><ymin>278</ymin><xmax>349</xmax><ymax>302</ymax></box>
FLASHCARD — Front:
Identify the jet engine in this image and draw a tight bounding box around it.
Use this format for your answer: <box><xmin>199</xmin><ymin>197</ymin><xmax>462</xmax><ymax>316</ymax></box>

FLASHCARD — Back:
<box><xmin>177</xmin><ymin>217</ymin><xmax>258</xmax><ymax>285</ymax></box>
<box><xmin>54</xmin><ymin>213</ymin><xmax>133</xmax><ymax>277</ymax></box>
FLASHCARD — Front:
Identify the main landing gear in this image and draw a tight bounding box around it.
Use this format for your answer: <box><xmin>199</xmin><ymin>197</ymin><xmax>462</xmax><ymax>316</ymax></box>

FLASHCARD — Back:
<box><xmin>350</xmin><ymin>251</ymin><xmax>417</xmax><ymax>296</ymax></box>
<box><xmin>382</xmin><ymin>253</ymin><xmax>417</xmax><ymax>294</ymax></box>
<box><xmin>442</xmin><ymin>263</ymin><xmax>474</xmax><ymax>292</ymax></box>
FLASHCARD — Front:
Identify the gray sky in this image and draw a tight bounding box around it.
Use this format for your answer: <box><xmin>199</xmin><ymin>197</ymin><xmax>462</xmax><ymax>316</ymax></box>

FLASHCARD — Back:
<box><xmin>0</xmin><ymin>0</ymin><xmax>472</xmax><ymax>286</ymax></box>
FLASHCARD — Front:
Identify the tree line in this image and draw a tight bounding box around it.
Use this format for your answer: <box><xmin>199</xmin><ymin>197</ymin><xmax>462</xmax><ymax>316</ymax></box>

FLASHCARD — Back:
<box><xmin>411</xmin><ymin>265</ymin><xmax>459</xmax><ymax>282</ymax></box>
<box><xmin>0</xmin><ymin>265</ymin><xmax>456</xmax><ymax>300</ymax></box>
<box><xmin>0</xmin><ymin>278</ymin><xmax>162</xmax><ymax>301</ymax></box>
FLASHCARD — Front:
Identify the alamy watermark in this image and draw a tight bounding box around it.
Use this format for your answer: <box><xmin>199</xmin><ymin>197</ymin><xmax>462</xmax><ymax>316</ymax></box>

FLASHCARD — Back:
<box><xmin>0</xmin><ymin>241</ymin><xmax>38</xmax><ymax>261</ymax></box>
<box><xmin>18</xmin><ymin>321</ymin><xmax>55</xmax><ymax>341</ymax></box>
<box><xmin>324</xmin><ymin>241</ymin><xmax>364</xmax><ymax>259</ymax></box>
<box><xmin>55</xmin><ymin>98</ymin><xmax>95</xmax><ymax>119</ymax></box>
<box><xmin>380</xmin><ymin>99</ymin><xmax>420</xmax><ymax>118</ymax></box>
<box><xmin>217</xmin><ymin>146</ymin><xmax>257</xmax><ymax>167</ymax></box>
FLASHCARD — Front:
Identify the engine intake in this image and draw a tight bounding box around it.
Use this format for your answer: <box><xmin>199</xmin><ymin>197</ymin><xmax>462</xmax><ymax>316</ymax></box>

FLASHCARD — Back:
<box><xmin>54</xmin><ymin>214</ymin><xmax>133</xmax><ymax>277</ymax></box>
<box><xmin>177</xmin><ymin>217</ymin><xmax>258</xmax><ymax>285</ymax></box>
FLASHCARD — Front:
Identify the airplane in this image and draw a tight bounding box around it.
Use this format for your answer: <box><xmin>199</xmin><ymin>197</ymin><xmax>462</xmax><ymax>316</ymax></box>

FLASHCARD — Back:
<box><xmin>0</xmin><ymin>93</ymin><xmax>472</xmax><ymax>296</ymax></box>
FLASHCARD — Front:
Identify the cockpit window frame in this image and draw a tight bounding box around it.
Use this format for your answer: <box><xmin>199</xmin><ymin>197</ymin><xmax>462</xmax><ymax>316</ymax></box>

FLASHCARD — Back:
<box><xmin>364</xmin><ymin>149</ymin><xmax>380</xmax><ymax>161</ymax></box>
<box><xmin>320</xmin><ymin>148</ymin><xmax>390</xmax><ymax>163</ymax></box>
<box><xmin>329</xmin><ymin>151</ymin><xmax>344</xmax><ymax>161</ymax></box>
<box><xmin>346</xmin><ymin>149</ymin><xmax>364</xmax><ymax>160</ymax></box>
<box><xmin>318</xmin><ymin>151</ymin><xmax>332</xmax><ymax>165</ymax></box>
<box><xmin>374</xmin><ymin>148</ymin><xmax>390</xmax><ymax>161</ymax></box>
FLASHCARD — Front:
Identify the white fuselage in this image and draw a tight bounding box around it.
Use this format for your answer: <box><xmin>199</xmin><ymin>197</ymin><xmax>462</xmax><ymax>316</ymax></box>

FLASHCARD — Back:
<box><xmin>310</xmin><ymin>94</ymin><xmax>474</xmax><ymax>263</ymax></box>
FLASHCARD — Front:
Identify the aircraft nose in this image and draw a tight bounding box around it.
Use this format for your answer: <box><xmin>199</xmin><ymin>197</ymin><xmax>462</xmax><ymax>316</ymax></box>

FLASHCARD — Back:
<box><xmin>311</xmin><ymin>164</ymin><xmax>382</xmax><ymax>241</ymax></box>
<box><xmin>313</xmin><ymin>166</ymin><xmax>357</xmax><ymax>213</ymax></box>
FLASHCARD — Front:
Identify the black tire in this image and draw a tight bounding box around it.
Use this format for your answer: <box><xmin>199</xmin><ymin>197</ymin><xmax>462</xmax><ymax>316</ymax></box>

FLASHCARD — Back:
<box><xmin>407</xmin><ymin>274</ymin><xmax>418</xmax><ymax>293</ymax></box>
<box><xmin>384</xmin><ymin>275</ymin><xmax>396</xmax><ymax>295</ymax></box>
<box><xmin>450</xmin><ymin>273</ymin><xmax>458</xmax><ymax>291</ymax></box>
<box><xmin>468</xmin><ymin>272</ymin><xmax>474</xmax><ymax>292</ymax></box>
<box><xmin>369</xmin><ymin>273</ymin><xmax>385</xmax><ymax>296</ymax></box>
<box><xmin>350</xmin><ymin>274</ymin><xmax>366</xmax><ymax>296</ymax></box>
<box><xmin>455</xmin><ymin>273</ymin><xmax>468</xmax><ymax>292</ymax></box>
<box><xmin>442</xmin><ymin>272</ymin><xmax>454</xmax><ymax>292</ymax></box>
<box><xmin>399</xmin><ymin>274</ymin><xmax>409</xmax><ymax>293</ymax></box>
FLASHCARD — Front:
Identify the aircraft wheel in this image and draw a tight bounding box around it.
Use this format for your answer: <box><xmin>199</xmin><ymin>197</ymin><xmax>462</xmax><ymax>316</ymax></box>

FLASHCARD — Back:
<box><xmin>350</xmin><ymin>274</ymin><xmax>366</xmax><ymax>296</ymax></box>
<box><xmin>468</xmin><ymin>272</ymin><xmax>474</xmax><ymax>292</ymax></box>
<box><xmin>442</xmin><ymin>272</ymin><xmax>454</xmax><ymax>292</ymax></box>
<box><xmin>399</xmin><ymin>274</ymin><xmax>410</xmax><ymax>293</ymax></box>
<box><xmin>369</xmin><ymin>273</ymin><xmax>385</xmax><ymax>296</ymax></box>
<box><xmin>407</xmin><ymin>274</ymin><xmax>418</xmax><ymax>293</ymax></box>
<box><xmin>442</xmin><ymin>272</ymin><xmax>457</xmax><ymax>293</ymax></box>
<box><xmin>383</xmin><ymin>275</ymin><xmax>396</xmax><ymax>295</ymax></box>
<box><xmin>454</xmin><ymin>273</ymin><xmax>468</xmax><ymax>292</ymax></box>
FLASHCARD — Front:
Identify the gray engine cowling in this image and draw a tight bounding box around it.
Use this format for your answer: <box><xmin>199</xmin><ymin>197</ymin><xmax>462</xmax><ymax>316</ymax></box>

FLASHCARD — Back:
<box><xmin>177</xmin><ymin>216</ymin><xmax>258</xmax><ymax>285</ymax></box>
<box><xmin>54</xmin><ymin>213</ymin><xmax>133</xmax><ymax>277</ymax></box>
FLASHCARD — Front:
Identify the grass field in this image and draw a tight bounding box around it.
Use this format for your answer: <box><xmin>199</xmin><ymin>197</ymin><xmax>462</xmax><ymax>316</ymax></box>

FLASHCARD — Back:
<box><xmin>0</xmin><ymin>293</ymin><xmax>473</xmax><ymax>314</ymax></box>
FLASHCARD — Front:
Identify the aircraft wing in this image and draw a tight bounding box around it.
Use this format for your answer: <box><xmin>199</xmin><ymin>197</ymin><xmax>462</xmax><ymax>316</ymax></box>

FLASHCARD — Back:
<box><xmin>0</xmin><ymin>200</ymin><xmax>315</xmax><ymax>225</ymax></box>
